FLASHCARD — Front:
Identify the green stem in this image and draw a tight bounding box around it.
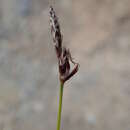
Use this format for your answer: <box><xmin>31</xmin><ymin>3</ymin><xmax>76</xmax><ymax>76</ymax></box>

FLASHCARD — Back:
<box><xmin>57</xmin><ymin>82</ymin><xmax>64</xmax><ymax>130</ymax></box>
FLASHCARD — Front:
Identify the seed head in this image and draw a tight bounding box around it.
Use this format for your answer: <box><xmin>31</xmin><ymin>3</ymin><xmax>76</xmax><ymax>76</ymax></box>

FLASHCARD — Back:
<box><xmin>49</xmin><ymin>6</ymin><xmax>62</xmax><ymax>58</ymax></box>
<box><xmin>49</xmin><ymin>6</ymin><xmax>79</xmax><ymax>84</ymax></box>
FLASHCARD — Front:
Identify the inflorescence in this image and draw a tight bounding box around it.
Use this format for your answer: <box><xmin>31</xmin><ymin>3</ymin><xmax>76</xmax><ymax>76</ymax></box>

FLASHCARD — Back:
<box><xmin>49</xmin><ymin>6</ymin><xmax>79</xmax><ymax>84</ymax></box>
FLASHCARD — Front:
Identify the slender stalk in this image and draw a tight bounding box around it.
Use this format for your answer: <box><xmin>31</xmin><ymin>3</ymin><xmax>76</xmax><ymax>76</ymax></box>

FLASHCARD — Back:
<box><xmin>57</xmin><ymin>82</ymin><xmax>64</xmax><ymax>130</ymax></box>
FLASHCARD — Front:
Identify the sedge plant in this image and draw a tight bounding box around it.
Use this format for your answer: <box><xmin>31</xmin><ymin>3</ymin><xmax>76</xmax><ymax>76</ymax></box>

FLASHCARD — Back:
<box><xmin>49</xmin><ymin>6</ymin><xmax>79</xmax><ymax>130</ymax></box>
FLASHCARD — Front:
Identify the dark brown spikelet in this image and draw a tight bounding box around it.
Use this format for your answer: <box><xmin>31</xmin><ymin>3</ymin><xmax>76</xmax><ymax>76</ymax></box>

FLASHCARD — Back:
<box><xmin>49</xmin><ymin>6</ymin><xmax>62</xmax><ymax>58</ymax></box>
<box><xmin>49</xmin><ymin>6</ymin><xmax>79</xmax><ymax>84</ymax></box>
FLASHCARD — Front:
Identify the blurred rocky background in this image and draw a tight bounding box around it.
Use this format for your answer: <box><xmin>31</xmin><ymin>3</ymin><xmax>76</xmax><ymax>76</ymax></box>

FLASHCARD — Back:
<box><xmin>0</xmin><ymin>0</ymin><xmax>130</xmax><ymax>130</ymax></box>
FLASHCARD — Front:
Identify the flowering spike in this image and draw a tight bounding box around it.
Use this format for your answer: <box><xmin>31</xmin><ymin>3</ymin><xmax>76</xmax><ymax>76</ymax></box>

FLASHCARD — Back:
<box><xmin>49</xmin><ymin>6</ymin><xmax>62</xmax><ymax>58</ymax></box>
<box><xmin>49</xmin><ymin>6</ymin><xmax>79</xmax><ymax>84</ymax></box>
